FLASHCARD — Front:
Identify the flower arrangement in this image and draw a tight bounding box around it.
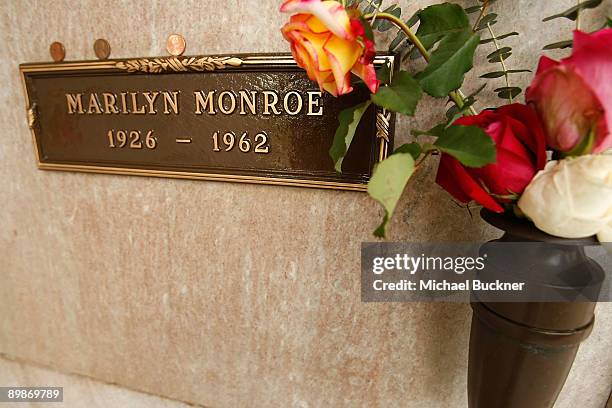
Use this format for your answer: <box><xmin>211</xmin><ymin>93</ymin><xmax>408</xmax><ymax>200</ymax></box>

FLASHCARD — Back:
<box><xmin>280</xmin><ymin>0</ymin><xmax>612</xmax><ymax>241</ymax></box>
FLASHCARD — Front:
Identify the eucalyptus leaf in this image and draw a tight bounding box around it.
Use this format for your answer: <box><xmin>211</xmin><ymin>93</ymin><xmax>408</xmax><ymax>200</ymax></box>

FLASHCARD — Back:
<box><xmin>373</xmin><ymin>5</ymin><xmax>402</xmax><ymax>31</ymax></box>
<box><xmin>408</xmin><ymin>46</ymin><xmax>423</xmax><ymax>60</ymax></box>
<box><xmin>543</xmin><ymin>40</ymin><xmax>573</xmax><ymax>50</ymax></box>
<box><xmin>388</xmin><ymin>10</ymin><xmax>421</xmax><ymax>52</ymax></box>
<box><xmin>417</xmin><ymin>29</ymin><xmax>480</xmax><ymax>97</ymax></box>
<box><xmin>480</xmin><ymin>32</ymin><xmax>519</xmax><ymax>44</ymax></box>
<box><xmin>445</xmin><ymin>97</ymin><xmax>477</xmax><ymax>127</ymax></box>
<box><xmin>495</xmin><ymin>86</ymin><xmax>522</xmax><ymax>99</ymax></box>
<box><xmin>487</xmin><ymin>47</ymin><xmax>512</xmax><ymax>60</ymax></box>
<box><xmin>446</xmin><ymin>104</ymin><xmax>460</xmax><ymax>121</ymax></box>
<box><xmin>543</xmin><ymin>0</ymin><xmax>603</xmax><ymax>22</ymax></box>
<box><xmin>371</xmin><ymin>71</ymin><xmax>422</xmax><ymax>115</ymax></box>
<box><xmin>406</xmin><ymin>11</ymin><xmax>421</xmax><ymax>27</ymax></box>
<box><xmin>477</xmin><ymin>13</ymin><xmax>498</xmax><ymax>30</ymax></box>
<box><xmin>465</xmin><ymin>0</ymin><xmax>498</xmax><ymax>14</ymax></box>
<box><xmin>480</xmin><ymin>69</ymin><xmax>531</xmax><ymax>78</ymax></box>
<box><xmin>389</xmin><ymin>32</ymin><xmax>406</xmax><ymax>52</ymax></box>
<box><xmin>464</xmin><ymin>5</ymin><xmax>483</xmax><ymax>14</ymax></box>
<box><xmin>368</xmin><ymin>152</ymin><xmax>415</xmax><ymax>237</ymax></box>
<box><xmin>329</xmin><ymin>101</ymin><xmax>372</xmax><ymax>172</ymax></box>
<box><xmin>444</xmin><ymin>84</ymin><xmax>487</xmax><ymax>118</ymax></box>
<box><xmin>434</xmin><ymin>125</ymin><xmax>496</xmax><ymax>168</ymax></box>
<box><xmin>487</xmin><ymin>51</ymin><xmax>512</xmax><ymax>63</ymax></box>
<box><xmin>363</xmin><ymin>0</ymin><xmax>382</xmax><ymax>14</ymax></box>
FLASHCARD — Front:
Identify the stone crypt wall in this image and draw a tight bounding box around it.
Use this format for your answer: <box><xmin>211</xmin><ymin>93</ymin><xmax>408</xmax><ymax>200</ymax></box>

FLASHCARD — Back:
<box><xmin>1</xmin><ymin>0</ymin><xmax>611</xmax><ymax>407</ymax></box>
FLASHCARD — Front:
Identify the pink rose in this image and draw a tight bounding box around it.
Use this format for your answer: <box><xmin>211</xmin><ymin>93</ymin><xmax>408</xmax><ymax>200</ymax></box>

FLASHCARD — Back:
<box><xmin>526</xmin><ymin>29</ymin><xmax>612</xmax><ymax>154</ymax></box>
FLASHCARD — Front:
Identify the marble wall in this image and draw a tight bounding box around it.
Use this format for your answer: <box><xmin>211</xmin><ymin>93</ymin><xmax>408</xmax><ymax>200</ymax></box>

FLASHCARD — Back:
<box><xmin>1</xmin><ymin>0</ymin><xmax>611</xmax><ymax>407</ymax></box>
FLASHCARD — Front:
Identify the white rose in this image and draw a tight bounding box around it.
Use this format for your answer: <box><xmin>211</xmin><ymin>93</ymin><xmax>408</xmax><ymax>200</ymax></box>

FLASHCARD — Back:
<box><xmin>517</xmin><ymin>154</ymin><xmax>612</xmax><ymax>240</ymax></box>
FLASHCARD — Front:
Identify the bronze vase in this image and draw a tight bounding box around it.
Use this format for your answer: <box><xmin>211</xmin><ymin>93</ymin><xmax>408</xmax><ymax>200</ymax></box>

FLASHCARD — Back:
<box><xmin>468</xmin><ymin>209</ymin><xmax>606</xmax><ymax>408</ymax></box>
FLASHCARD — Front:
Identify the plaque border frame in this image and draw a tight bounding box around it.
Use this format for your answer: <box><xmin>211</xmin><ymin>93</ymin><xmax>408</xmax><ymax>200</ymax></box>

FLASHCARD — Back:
<box><xmin>20</xmin><ymin>53</ymin><xmax>396</xmax><ymax>192</ymax></box>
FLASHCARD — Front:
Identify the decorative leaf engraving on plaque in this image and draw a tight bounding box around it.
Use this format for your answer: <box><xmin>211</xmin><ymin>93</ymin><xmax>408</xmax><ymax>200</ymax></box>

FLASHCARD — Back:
<box><xmin>27</xmin><ymin>103</ymin><xmax>37</xmax><ymax>129</ymax></box>
<box><xmin>376</xmin><ymin>109</ymin><xmax>391</xmax><ymax>142</ymax></box>
<box><xmin>115</xmin><ymin>56</ymin><xmax>243</xmax><ymax>73</ymax></box>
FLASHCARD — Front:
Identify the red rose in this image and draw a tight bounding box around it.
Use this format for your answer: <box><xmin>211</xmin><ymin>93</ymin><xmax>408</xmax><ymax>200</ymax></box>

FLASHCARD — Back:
<box><xmin>435</xmin><ymin>104</ymin><xmax>547</xmax><ymax>213</ymax></box>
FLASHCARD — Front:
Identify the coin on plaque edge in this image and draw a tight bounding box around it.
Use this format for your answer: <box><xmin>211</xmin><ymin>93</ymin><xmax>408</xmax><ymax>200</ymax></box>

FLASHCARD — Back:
<box><xmin>166</xmin><ymin>34</ymin><xmax>186</xmax><ymax>56</ymax></box>
<box><xmin>93</xmin><ymin>38</ymin><xmax>111</xmax><ymax>60</ymax></box>
<box><xmin>49</xmin><ymin>41</ymin><xmax>65</xmax><ymax>62</ymax></box>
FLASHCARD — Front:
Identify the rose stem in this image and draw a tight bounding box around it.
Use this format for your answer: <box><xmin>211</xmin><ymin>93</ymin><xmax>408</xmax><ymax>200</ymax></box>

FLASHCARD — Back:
<box><xmin>365</xmin><ymin>12</ymin><xmax>477</xmax><ymax>116</ymax></box>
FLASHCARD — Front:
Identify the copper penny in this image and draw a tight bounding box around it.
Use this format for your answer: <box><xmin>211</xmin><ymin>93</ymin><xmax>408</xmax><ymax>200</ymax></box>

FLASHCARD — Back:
<box><xmin>166</xmin><ymin>34</ymin><xmax>186</xmax><ymax>56</ymax></box>
<box><xmin>93</xmin><ymin>38</ymin><xmax>111</xmax><ymax>60</ymax></box>
<box><xmin>49</xmin><ymin>41</ymin><xmax>65</xmax><ymax>62</ymax></box>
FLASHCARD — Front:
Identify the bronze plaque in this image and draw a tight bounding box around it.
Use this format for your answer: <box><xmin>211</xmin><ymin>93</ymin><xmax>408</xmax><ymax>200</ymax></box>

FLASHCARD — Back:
<box><xmin>20</xmin><ymin>54</ymin><xmax>396</xmax><ymax>191</ymax></box>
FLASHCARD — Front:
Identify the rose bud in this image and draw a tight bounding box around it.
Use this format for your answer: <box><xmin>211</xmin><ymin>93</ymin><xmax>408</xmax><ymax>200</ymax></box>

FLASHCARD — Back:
<box><xmin>280</xmin><ymin>0</ymin><xmax>379</xmax><ymax>96</ymax></box>
<box><xmin>436</xmin><ymin>104</ymin><xmax>547</xmax><ymax>213</ymax></box>
<box><xmin>518</xmin><ymin>154</ymin><xmax>612</xmax><ymax>240</ymax></box>
<box><xmin>526</xmin><ymin>29</ymin><xmax>612</xmax><ymax>154</ymax></box>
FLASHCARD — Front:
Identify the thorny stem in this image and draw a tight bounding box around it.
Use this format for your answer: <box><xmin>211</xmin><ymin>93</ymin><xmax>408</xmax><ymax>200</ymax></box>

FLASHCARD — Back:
<box><xmin>364</xmin><ymin>12</ymin><xmax>477</xmax><ymax>116</ymax></box>
<box><xmin>486</xmin><ymin>22</ymin><xmax>513</xmax><ymax>103</ymax></box>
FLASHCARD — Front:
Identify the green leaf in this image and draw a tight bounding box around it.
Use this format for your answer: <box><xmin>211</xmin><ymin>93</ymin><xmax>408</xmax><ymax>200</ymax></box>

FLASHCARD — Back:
<box><xmin>543</xmin><ymin>0</ymin><xmax>603</xmax><ymax>22</ymax></box>
<box><xmin>434</xmin><ymin>125</ymin><xmax>496</xmax><ymax>167</ymax></box>
<box><xmin>480</xmin><ymin>69</ymin><xmax>531</xmax><ymax>78</ymax></box>
<box><xmin>480</xmin><ymin>32</ymin><xmax>519</xmax><ymax>44</ymax></box>
<box><xmin>416</xmin><ymin>3</ymin><xmax>470</xmax><ymax>50</ymax></box>
<box><xmin>417</xmin><ymin>29</ymin><xmax>481</xmax><ymax>97</ymax></box>
<box><xmin>368</xmin><ymin>152</ymin><xmax>415</xmax><ymax>237</ymax></box>
<box><xmin>376</xmin><ymin>61</ymin><xmax>391</xmax><ymax>84</ymax></box>
<box><xmin>607</xmin><ymin>17</ymin><xmax>612</xmax><ymax>27</ymax></box>
<box><xmin>329</xmin><ymin>101</ymin><xmax>372</xmax><ymax>172</ymax></box>
<box><xmin>412</xmin><ymin>123</ymin><xmax>445</xmax><ymax>138</ymax></box>
<box><xmin>543</xmin><ymin>40</ymin><xmax>573</xmax><ymax>50</ymax></box>
<box><xmin>371</xmin><ymin>71</ymin><xmax>422</xmax><ymax>115</ymax></box>
<box><xmin>394</xmin><ymin>143</ymin><xmax>422</xmax><ymax>160</ymax></box>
